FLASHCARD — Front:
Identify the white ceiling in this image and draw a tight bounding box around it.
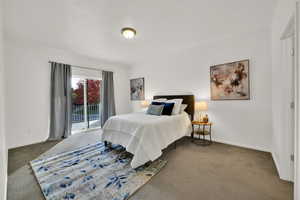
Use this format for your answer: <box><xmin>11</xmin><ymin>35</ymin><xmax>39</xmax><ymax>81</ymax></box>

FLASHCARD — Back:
<box><xmin>4</xmin><ymin>0</ymin><xmax>277</xmax><ymax>66</ymax></box>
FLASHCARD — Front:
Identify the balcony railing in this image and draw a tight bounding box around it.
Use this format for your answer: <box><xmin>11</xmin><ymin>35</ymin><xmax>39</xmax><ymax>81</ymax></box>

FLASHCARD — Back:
<box><xmin>72</xmin><ymin>104</ymin><xmax>100</xmax><ymax>123</ymax></box>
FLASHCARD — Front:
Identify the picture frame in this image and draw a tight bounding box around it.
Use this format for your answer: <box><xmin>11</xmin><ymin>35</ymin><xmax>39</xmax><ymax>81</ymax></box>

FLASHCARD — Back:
<box><xmin>130</xmin><ymin>77</ymin><xmax>145</xmax><ymax>101</ymax></box>
<box><xmin>210</xmin><ymin>59</ymin><xmax>250</xmax><ymax>100</ymax></box>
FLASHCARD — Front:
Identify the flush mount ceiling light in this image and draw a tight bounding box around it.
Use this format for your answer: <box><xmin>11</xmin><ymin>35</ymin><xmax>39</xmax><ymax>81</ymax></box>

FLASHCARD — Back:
<box><xmin>121</xmin><ymin>27</ymin><xmax>136</xmax><ymax>39</ymax></box>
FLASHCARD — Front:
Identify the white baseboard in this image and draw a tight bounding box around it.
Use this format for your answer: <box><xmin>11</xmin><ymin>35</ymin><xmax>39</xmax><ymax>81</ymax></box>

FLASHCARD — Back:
<box><xmin>271</xmin><ymin>151</ymin><xmax>283</xmax><ymax>179</ymax></box>
<box><xmin>271</xmin><ymin>151</ymin><xmax>294</xmax><ymax>182</ymax></box>
<box><xmin>212</xmin><ymin>138</ymin><xmax>270</xmax><ymax>153</ymax></box>
<box><xmin>211</xmin><ymin>138</ymin><xmax>289</xmax><ymax>181</ymax></box>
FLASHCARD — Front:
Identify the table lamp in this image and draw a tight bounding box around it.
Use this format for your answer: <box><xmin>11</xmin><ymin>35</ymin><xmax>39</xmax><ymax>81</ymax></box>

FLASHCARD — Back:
<box><xmin>195</xmin><ymin>101</ymin><xmax>208</xmax><ymax>122</ymax></box>
<box><xmin>141</xmin><ymin>100</ymin><xmax>150</xmax><ymax>109</ymax></box>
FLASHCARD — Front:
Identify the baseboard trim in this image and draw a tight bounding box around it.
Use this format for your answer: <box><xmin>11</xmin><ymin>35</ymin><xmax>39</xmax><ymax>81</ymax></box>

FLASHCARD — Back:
<box><xmin>271</xmin><ymin>151</ymin><xmax>283</xmax><ymax>179</ymax></box>
<box><xmin>8</xmin><ymin>138</ymin><xmax>60</xmax><ymax>151</ymax></box>
<box><xmin>212</xmin><ymin>138</ymin><xmax>270</xmax><ymax>153</ymax></box>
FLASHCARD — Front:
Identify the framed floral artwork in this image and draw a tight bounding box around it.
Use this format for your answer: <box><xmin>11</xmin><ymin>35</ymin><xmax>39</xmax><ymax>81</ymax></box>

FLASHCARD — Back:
<box><xmin>130</xmin><ymin>78</ymin><xmax>145</xmax><ymax>101</ymax></box>
<box><xmin>210</xmin><ymin>60</ymin><xmax>250</xmax><ymax>100</ymax></box>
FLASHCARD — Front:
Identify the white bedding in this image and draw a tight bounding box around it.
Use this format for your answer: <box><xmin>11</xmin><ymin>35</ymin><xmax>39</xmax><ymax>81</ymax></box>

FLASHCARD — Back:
<box><xmin>101</xmin><ymin>111</ymin><xmax>192</xmax><ymax>168</ymax></box>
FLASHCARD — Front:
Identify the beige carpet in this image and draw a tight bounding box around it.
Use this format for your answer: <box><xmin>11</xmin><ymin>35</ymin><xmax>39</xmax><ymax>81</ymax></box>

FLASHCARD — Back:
<box><xmin>8</xmin><ymin>130</ymin><xmax>293</xmax><ymax>200</ymax></box>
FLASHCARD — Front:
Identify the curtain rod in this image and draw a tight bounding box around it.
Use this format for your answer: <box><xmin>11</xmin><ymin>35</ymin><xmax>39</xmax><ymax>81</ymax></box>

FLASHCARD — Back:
<box><xmin>48</xmin><ymin>61</ymin><xmax>103</xmax><ymax>72</ymax></box>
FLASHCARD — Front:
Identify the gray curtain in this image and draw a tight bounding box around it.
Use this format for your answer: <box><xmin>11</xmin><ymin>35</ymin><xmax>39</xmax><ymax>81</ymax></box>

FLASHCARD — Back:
<box><xmin>49</xmin><ymin>62</ymin><xmax>72</xmax><ymax>140</ymax></box>
<box><xmin>101</xmin><ymin>71</ymin><xmax>116</xmax><ymax>127</ymax></box>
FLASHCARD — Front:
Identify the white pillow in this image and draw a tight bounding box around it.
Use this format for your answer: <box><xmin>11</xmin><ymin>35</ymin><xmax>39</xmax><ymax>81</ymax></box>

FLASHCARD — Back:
<box><xmin>179</xmin><ymin>104</ymin><xmax>188</xmax><ymax>114</ymax></box>
<box><xmin>151</xmin><ymin>98</ymin><xmax>167</xmax><ymax>103</ymax></box>
<box><xmin>166</xmin><ymin>99</ymin><xmax>183</xmax><ymax>115</ymax></box>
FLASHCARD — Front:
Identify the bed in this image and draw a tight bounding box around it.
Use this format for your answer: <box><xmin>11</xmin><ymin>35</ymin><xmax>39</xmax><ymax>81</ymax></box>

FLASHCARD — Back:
<box><xmin>101</xmin><ymin>95</ymin><xmax>195</xmax><ymax>168</ymax></box>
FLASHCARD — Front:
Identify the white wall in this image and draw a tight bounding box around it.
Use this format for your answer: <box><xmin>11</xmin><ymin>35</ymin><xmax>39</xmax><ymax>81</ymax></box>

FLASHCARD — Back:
<box><xmin>271</xmin><ymin>0</ymin><xmax>297</xmax><ymax>182</ymax></box>
<box><xmin>0</xmin><ymin>0</ymin><xmax>7</xmax><ymax>199</ymax></box>
<box><xmin>4</xmin><ymin>37</ymin><xmax>131</xmax><ymax>149</ymax></box>
<box><xmin>130</xmin><ymin>29</ymin><xmax>273</xmax><ymax>152</ymax></box>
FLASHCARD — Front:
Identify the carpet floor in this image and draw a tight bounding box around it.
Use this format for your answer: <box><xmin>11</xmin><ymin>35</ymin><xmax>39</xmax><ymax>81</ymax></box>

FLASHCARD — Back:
<box><xmin>8</xmin><ymin>131</ymin><xmax>293</xmax><ymax>200</ymax></box>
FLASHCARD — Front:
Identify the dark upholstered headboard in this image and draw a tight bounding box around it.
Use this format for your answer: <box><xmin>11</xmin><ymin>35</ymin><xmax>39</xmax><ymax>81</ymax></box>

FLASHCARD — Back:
<box><xmin>153</xmin><ymin>95</ymin><xmax>195</xmax><ymax>121</ymax></box>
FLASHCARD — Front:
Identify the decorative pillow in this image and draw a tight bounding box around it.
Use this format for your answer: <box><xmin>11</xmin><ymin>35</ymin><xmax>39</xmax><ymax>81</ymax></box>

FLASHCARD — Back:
<box><xmin>152</xmin><ymin>102</ymin><xmax>175</xmax><ymax>116</ymax></box>
<box><xmin>151</xmin><ymin>98</ymin><xmax>167</xmax><ymax>103</ymax></box>
<box><xmin>179</xmin><ymin>104</ymin><xmax>188</xmax><ymax>113</ymax></box>
<box><xmin>165</xmin><ymin>99</ymin><xmax>183</xmax><ymax>115</ymax></box>
<box><xmin>146</xmin><ymin>104</ymin><xmax>164</xmax><ymax>116</ymax></box>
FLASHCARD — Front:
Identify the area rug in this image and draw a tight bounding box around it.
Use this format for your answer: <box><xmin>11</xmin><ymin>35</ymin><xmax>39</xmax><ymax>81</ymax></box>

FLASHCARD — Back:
<box><xmin>30</xmin><ymin>142</ymin><xmax>167</xmax><ymax>200</ymax></box>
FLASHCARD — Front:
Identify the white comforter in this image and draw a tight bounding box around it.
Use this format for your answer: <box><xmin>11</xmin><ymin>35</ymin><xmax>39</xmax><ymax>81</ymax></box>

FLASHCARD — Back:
<box><xmin>101</xmin><ymin>112</ymin><xmax>192</xmax><ymax>168</ymax></box>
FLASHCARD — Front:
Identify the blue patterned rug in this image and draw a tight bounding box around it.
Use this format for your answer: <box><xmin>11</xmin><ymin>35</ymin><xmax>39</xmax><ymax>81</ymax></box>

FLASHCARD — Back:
<box><xmin>30</xmin><ymin>142</ymin><xmax>167</xmax><ymax>200</ymax></box>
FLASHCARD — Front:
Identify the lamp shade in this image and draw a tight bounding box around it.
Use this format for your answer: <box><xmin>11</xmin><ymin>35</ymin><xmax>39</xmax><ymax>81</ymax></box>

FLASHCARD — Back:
<box><xmin>141</xmin><ymin>100</ymin><xmax>150</xmax><ymax>108</ymax></box>
<box><xmin>195</xmin><ymin>101</ymin><xmax>208</xmax><ymax>111</ymax></box>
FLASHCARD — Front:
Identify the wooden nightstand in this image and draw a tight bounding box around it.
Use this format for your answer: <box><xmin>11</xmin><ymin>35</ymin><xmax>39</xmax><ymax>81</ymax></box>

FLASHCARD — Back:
<box><xmin>191</xmin><ymin>121</ymin><xmax>213</xmax><ymax>145</ymax></box>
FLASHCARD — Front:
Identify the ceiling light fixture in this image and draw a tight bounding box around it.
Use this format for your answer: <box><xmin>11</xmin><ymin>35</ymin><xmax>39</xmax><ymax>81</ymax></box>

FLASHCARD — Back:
<box><xmin>121</xmin><ymin>27</ymin><xmax>136</xmax><ymax>39</ymax></box>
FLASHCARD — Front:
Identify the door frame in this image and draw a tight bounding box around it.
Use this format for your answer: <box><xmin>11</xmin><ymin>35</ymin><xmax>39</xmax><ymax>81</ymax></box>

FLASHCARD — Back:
<box><xmin>294</xmin><ymin>2</ymin><xmax>300</xmax><ymax>199</ymax></box>
<box><xmin>281</xmin><ymin>33</ymin><xmax>295</xmax><ymax>182</ymax></box>
<box><xmin>281</xmin><ymin>2</ymin><xmax>300</xmax><ymax>199</ymax></box>
<box><xmin>281</xmin><ymin>7</ymin><xmax>297</xmax><ymax>182</ymax></box>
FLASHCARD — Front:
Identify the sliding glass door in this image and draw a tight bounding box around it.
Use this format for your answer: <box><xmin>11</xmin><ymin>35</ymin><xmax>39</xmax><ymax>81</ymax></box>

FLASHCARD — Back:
<box><xmin>71</xmin><ymin>77</ymin><xmax>101</xmax><ymax>133</ymax></box>
<box><xmin>86</xmin><ymin>79</ymin><xmax>101</xmax><ymax>129</ymax></box>
<box><xmin>71</xmin><ymin>78</ymin><xmax>86</xmax><ymax>132</ymax></box>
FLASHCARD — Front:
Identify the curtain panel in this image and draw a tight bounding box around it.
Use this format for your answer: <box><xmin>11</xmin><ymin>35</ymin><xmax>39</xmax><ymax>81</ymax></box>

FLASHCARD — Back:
<box><xmin>101</xmin><ymin>71</ymin><xmax>116</xmax><ymax>127</ymax></box>
<box><xmin>49</xmin><ymin>62</ymin><xmax>72</xmax><ymax>140</ymax></box>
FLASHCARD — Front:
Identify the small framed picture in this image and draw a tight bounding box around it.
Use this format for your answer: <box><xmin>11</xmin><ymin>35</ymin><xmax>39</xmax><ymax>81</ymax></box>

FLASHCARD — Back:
<box><xmin>130</xmin><ymin>78</ymin><xmax>145</xmax><ymax>101</ymax></box>
<box><xmin>210</xmin><ymin>60</ymin><xmax>250</xmax><ymax>100</ymax></box>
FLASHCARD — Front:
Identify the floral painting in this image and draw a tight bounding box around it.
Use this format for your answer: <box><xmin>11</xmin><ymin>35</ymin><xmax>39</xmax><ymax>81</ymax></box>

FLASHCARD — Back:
<box><xmin>130</xmin><ymin>78</ymin><xmax>145</xmax><ymax>101</ymax></box>
<box><xmin>210</xmin><ymin>60</ymin><xmax>250</xmax><ymax>100</ymax></box>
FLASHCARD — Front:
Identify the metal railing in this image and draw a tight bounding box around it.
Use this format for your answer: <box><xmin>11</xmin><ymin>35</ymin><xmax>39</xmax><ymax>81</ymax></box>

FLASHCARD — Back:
<box><xmin>72</xmin><ymin>104</ymin><xmax>100</xmax><ymax>123</ymax></box>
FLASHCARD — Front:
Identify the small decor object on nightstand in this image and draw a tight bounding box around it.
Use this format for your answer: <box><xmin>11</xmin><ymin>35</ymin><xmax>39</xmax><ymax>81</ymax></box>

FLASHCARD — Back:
<box><xmin>191</xmin><ymin>121</ymin><xmax>213</xmax><ymax>145</ymax></box>
<box><xmin>202</xmin><ymin>114</ymin><xmax>209</xmax><ymax>123</ymax></box>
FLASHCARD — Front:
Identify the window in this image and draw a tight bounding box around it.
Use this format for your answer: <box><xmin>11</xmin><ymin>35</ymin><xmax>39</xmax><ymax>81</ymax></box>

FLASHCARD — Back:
<box><xmin>71</xmin><ymin>67</ymin><xmax>101</xmax><ymax>133</ymax></box>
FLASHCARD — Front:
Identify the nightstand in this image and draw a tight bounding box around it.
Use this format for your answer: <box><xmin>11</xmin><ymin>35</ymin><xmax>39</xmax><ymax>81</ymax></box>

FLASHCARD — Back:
<box><xmin>191</xmin><ymin>121</ymin><xmax>213</xmax><ymax>145</ymax></box>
